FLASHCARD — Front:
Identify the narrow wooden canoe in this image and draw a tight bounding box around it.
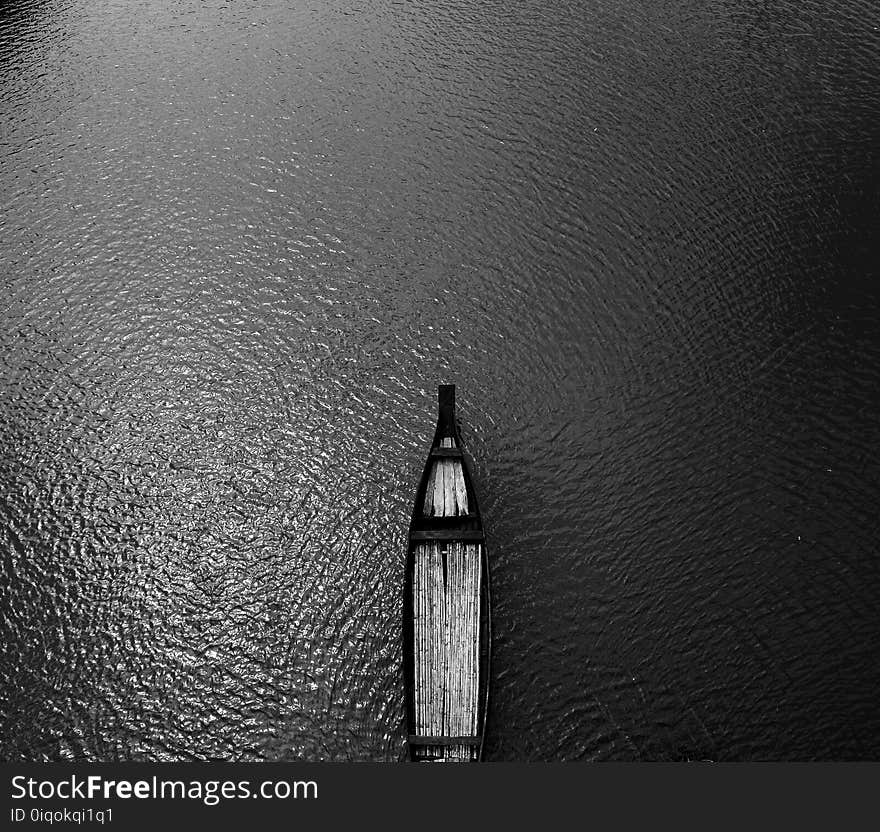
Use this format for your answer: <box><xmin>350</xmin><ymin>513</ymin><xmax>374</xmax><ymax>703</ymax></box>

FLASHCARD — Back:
<box><xmin>403</xmin><ymin>385</ymin><xmax>491</xmax><ymax>762</ymax></box>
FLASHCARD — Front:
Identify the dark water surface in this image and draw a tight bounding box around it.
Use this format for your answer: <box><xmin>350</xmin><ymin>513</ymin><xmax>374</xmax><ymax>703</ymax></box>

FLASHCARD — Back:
<box><xmin>2</xmin><ymin>0</ymin><xmax>879</xmax><ymax>760</ymax></box>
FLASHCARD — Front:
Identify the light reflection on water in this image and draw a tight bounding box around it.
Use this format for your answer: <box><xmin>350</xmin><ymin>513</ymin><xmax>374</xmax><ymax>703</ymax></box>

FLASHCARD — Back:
<box><xmin>1</xmin><ymin>0</ymin><xmax>879</xmax><ymax>760</ymax></box>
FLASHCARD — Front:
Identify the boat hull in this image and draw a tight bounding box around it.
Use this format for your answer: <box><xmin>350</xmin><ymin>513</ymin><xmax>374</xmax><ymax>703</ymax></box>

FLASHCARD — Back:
<box><xmin>403</xmin><ymin>386</ymin><xmax>491</xmax><ymax>762</ymax></box>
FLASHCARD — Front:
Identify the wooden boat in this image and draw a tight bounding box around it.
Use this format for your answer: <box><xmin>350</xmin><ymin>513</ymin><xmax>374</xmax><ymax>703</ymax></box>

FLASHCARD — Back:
<box><xmin>403</xmin><ymin>385</ymin><xmax>491</xmax><ymax>762</ymax></box>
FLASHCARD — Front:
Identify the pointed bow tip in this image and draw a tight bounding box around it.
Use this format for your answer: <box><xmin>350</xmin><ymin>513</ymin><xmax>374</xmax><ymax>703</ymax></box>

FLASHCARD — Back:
<box><xmin>437</xmin><ymin>384</ymin><xmax>456</xmax><ymax>437</ymax></box>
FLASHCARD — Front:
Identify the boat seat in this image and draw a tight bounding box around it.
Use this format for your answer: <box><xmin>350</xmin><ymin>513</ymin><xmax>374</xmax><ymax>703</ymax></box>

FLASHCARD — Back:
<box><xmin>429</xmin><ymin>447</ymin><xmax>463</xmax><ymax>458</ymax></box>
<box><xmin>410</xmin><ymin>529</ymin><xmax>484</xmax><ymax>542</ymax></box>
<box><xmin>407</xmin><ymin>735</ymin><xmax>482</xmax><ymax>747</ymax></box>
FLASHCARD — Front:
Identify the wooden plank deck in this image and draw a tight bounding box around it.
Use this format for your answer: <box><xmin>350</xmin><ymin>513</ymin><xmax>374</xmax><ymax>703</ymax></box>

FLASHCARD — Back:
<box><xmin>423</xmin><ymin>438</ymin><xmax>469</xmax><ymax>517</ymax></box>
<box><xmin>412</xmin><ymin>541</ymin><xmax>481</xmax><ymax>761</ymax></box>
<box><xmin>412</xmin><ymin>436</ymin><xmax>481</xmax><ymax>762</ymax></box>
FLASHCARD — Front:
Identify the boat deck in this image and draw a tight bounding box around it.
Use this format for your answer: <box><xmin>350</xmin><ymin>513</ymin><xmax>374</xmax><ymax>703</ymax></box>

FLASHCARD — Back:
<box><xmin>410</xmin><ymin>437</ymin><xmax>482</xmax><ymax>762</ymax></box>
